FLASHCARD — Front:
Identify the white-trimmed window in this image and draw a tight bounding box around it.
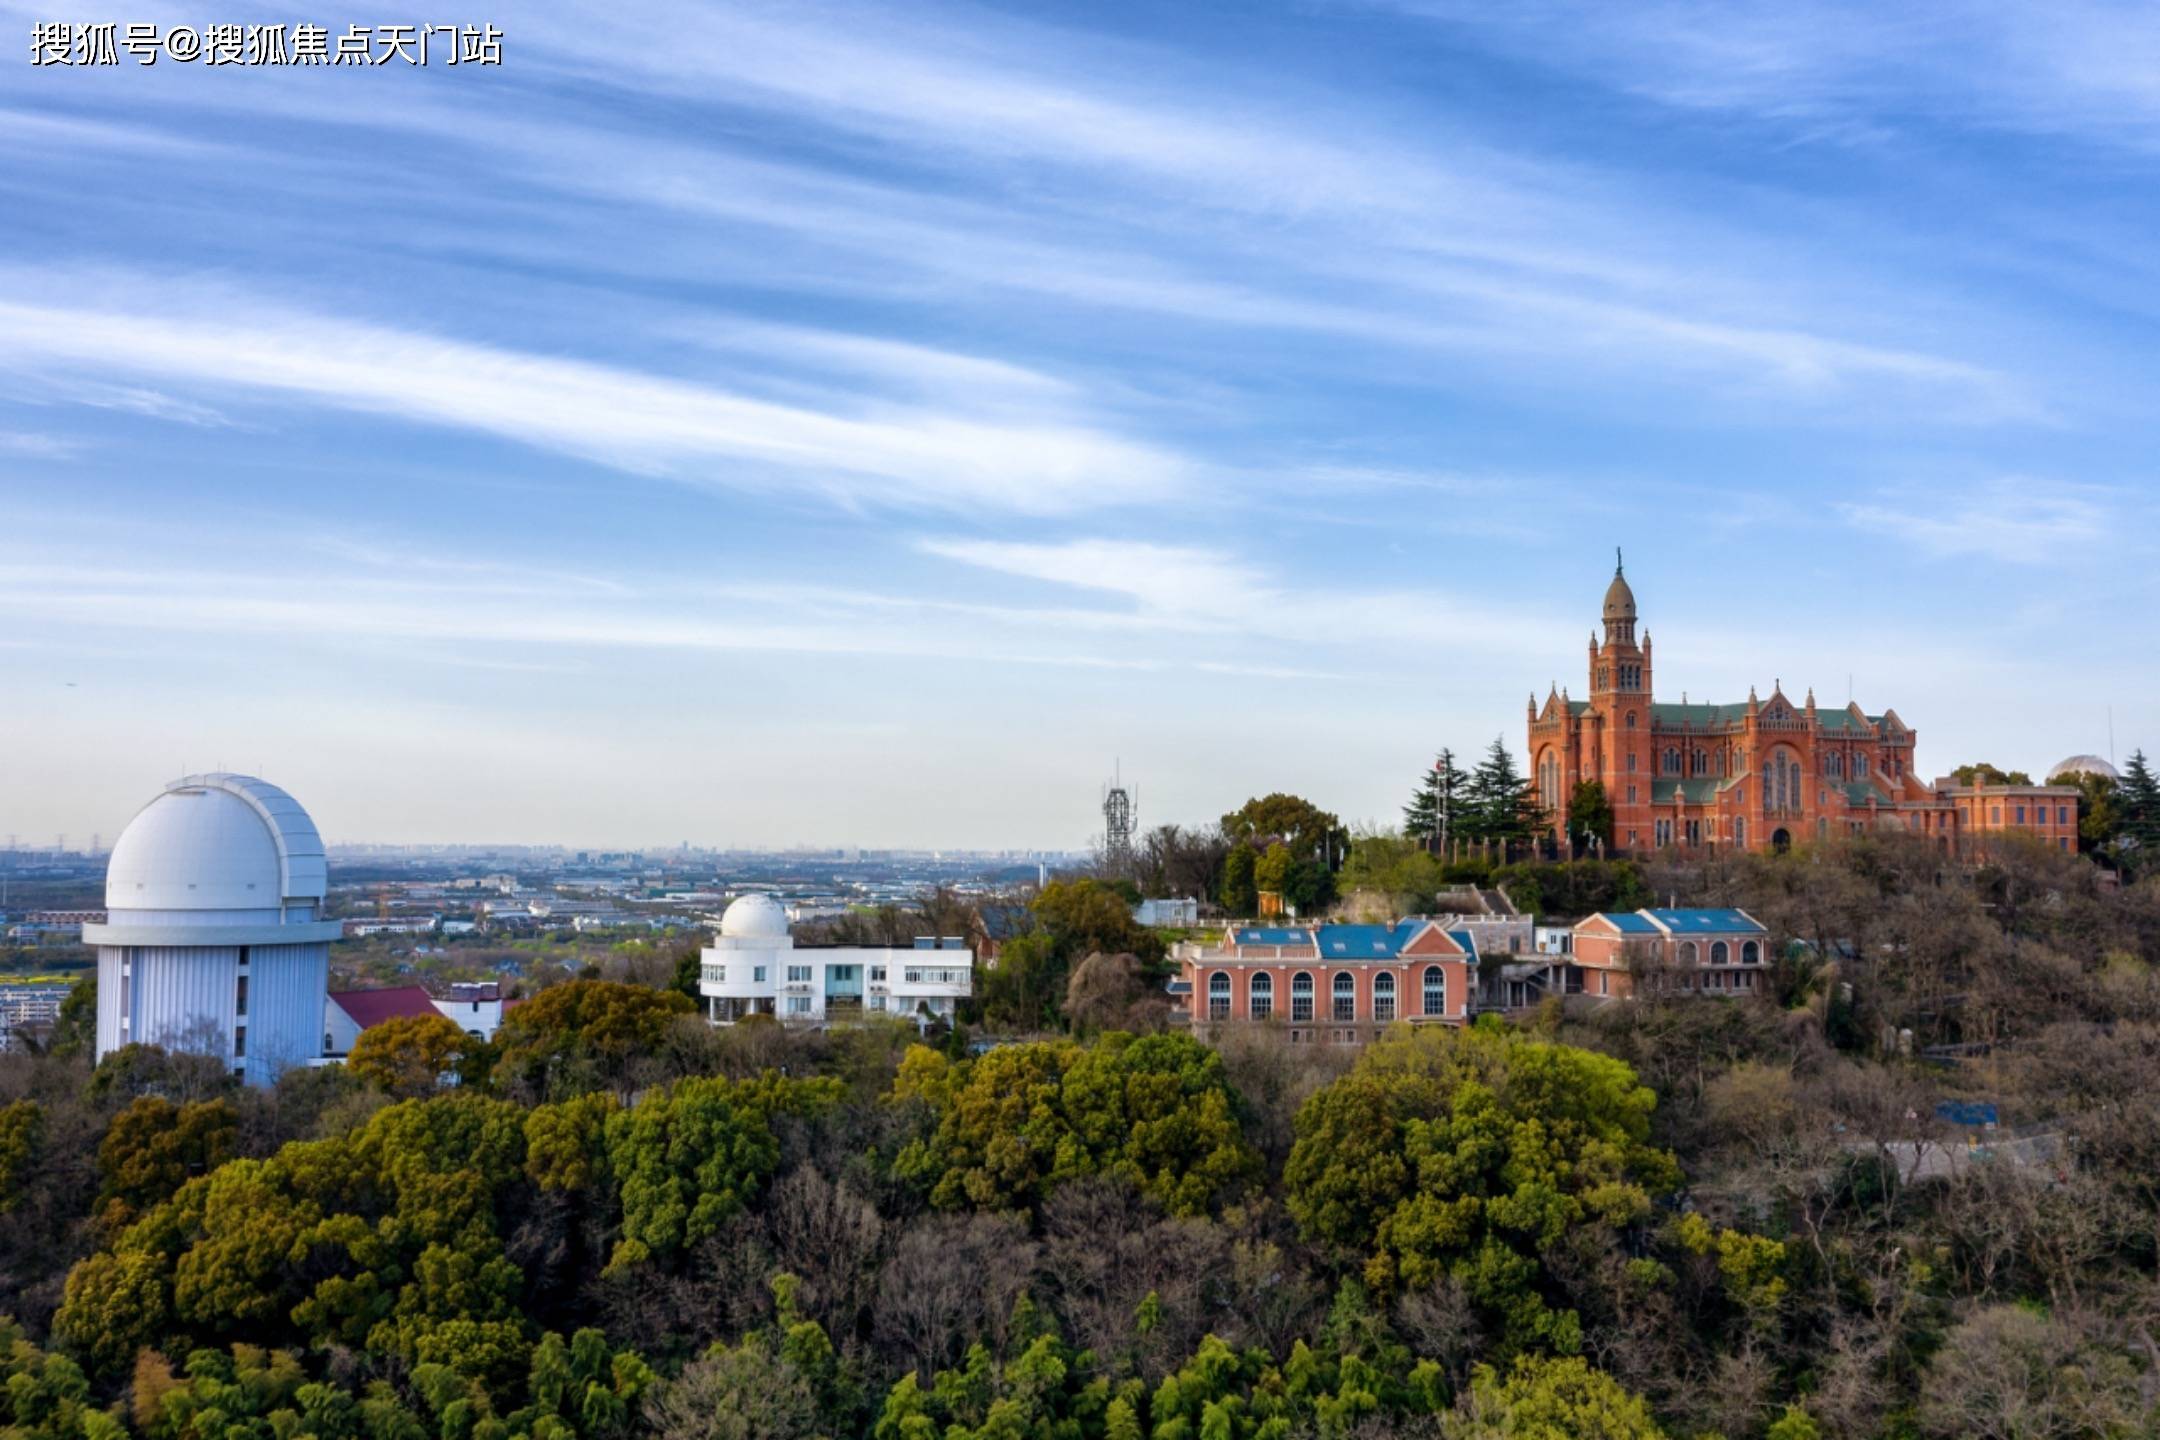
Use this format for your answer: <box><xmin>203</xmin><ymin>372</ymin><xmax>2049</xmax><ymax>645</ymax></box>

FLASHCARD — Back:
<box><xmin>1250</xmin><ymin>971</ymin><xmax>1273</xmax><ymax>1020</ymax></box>
<box><xmin>1373</xmin><ymin>972</ymin><xmax>1396</xmax><ymax>1022</ymax></box>
<box><xmin>1208</xmin><ymin>971</ymin><xmax>1231</xmax><ymax>1021</ymax></box>
<box><xmin>1422</xmin><ymin>965</ymin><xmax>1445</xmax><ymax>1017</ymax></box>
<box><xmin>1742</xmin><ymin>941</ymin><xmax>1760</xmax><ymax>966</ymax></box>
<box><xmin>1291</xmin><ymin>972</ymin><xmax>1314</xmax><ymax>1022</ymax></box>
<box><xmin>1332</xmin><ymin>971</ymin><xmax>1356</xmax><ymax>1022</ymax></box>
<box><xmin>1711</xmin><ymin>941</ymin><xmax>1729</xmax><ymax>965</ymax></box>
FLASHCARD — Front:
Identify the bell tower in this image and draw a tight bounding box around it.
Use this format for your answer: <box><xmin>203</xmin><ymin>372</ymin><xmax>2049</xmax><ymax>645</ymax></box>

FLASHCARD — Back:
<box><xmin>1591</xmin><ymin>550</ymin><xmax>1653</xmax><ymax>849</ymax></box>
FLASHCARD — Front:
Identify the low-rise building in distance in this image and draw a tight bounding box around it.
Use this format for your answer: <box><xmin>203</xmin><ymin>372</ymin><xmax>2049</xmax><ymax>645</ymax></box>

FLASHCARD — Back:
<box><xmin>697</xmin><ymin>894</ymin><xmax>969</xmax><ymax>1029</ymax></box>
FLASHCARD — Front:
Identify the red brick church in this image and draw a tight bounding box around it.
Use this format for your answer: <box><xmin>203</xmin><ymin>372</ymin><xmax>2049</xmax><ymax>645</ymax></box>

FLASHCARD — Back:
<box><xmin>1528</xmin><ymin>554</ymin><xmax>1964</xmax><ymax>854</ymax></box>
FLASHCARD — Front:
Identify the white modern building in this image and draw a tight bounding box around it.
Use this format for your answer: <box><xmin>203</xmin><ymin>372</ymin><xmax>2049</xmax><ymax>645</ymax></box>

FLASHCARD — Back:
<box><xmin>84</xmin><ymin>773</ymin><xmax>341</xmax><ymax>1086</ymax></box>
<box><xmin>697</xmin><ymin>894</ymin><xmax>970</xmax><ymax>1029</ymax></box>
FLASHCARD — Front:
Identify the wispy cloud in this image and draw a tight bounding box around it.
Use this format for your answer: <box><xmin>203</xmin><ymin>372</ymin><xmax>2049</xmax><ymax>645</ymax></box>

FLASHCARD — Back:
<box><xmin>1838</xmin><ymin>478</ymin><xmax>2129</xmax><ymax>562</ymax></box>
<box><xmin>1382</xmin><ymin>0</ymin><xmax>2160</xmax><ymax>150</ymax></box>
<box><xmin>0</xmin><ymin>278</ymin><xmax>1188</xmax><ymax>516</ymax></box>
<box><xmin>0</xmin><ymin>429</ymin><xmax>79</xmax><ymax>460</ymax></box>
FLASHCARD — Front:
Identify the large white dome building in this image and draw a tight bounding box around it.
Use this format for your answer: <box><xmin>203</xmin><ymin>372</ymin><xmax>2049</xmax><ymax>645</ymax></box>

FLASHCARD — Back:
<box><xmin>84</xmin><ymin>774</ymin><xmax>341</xmax><ymax>1085</ymax></box>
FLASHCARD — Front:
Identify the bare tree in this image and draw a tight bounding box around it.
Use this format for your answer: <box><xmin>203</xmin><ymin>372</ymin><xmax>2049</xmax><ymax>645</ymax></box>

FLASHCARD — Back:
<box><xmin>765</xmin><ymin>1165</ymin><xmax>884</xmax><ymax>1338</ymax></box>
<box><xmin>873</xmin><ymin>1212</ymin><xmax>1037</xmax><ymax>1379</ymax></box>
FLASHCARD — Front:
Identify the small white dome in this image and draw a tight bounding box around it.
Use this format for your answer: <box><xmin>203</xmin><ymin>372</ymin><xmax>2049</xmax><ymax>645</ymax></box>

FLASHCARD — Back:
<box><xmin>720</xmin><ymin>893</ymin><xmax>790</xmax><ymax>939</ymax></box>
<box><xmin>2049</xmin><ymin>755</ymin><xmax>2119</xmax><ymax>783</ymax></box>
<box><xmin>105</xmin><ymin>773</ymin><xmax>326</xmax><ymax>912</ymax></box>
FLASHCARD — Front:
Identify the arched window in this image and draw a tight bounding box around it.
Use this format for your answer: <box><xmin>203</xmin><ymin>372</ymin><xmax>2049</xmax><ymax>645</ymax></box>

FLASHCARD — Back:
<box><xmin>1855</xmin><ymin>753</ymin><xmax>1868</xmax><ymax>778</ymax></box>
<box><xmin>1373</xmin><ymin>972</ymin><xmax>1396</xmax><ymax>1022</ymax></box>
<box><xmin>1423</xmin><ymin>965</ymin><xmax>1445</xmax><ymax>1016</ymax></box>
<box><xmin>1679</xmin><ymin>941</ymin><xmax>1698</xmax><ymax>966</ymax></box>
<box><xmin>1741</xmin><ymin>941</ymin><xmax>1760</xmax><ymax>966</ymax></box>
<box><xmin>1626</xmin><ymin>711</ymin><xmax>1637</xmax><ymax>729</ymax></box>
<box><xmin>1250</xmin><ymin>971</ymin><xmax>1273</xmax><ymax>1020</ymax></box>
<box><xmin>1208</xmin><ymin>971</ymin><xmax>1230</xmax><ymax>1020</ymax></box>
<box><xmin>1291</xmin><ymin>971</ymin><xmax>1313</xmax><ymax>1022</ymax></box>
<box><xmin>1538</xmin><ymin>751</ymin><xmax>1560</xmax><ymax>814</ymax></box>
<box><xmin>1664</xmin><ymin>747</ymin><xmax>1680</xmax><ymax>774</ymax></box>
<box><xmin>1710</xmin><ymin>941</ymin><xmax>1729</xmax><ymax>965</ymax></box>
<box><xmin>1332</xmin><ymin>971</ymin><xmax>1356</xmax><ymax>1022</ymax></box>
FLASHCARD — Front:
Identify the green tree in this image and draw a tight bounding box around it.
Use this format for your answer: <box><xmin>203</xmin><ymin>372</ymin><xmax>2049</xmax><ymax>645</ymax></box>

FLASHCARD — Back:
<box><xmin>1951</xmin><ymin>761</ymin><xmax>2035</xmax><ymax>786</ymax></box>
<box><xmin>1406</xmin><ymin>750</ymin><xmax>1470</xmax><ymax>855</ymax></box>
<box><xmin>1565</xmin><ymin>780</ymin><xmax>1614</xmax><ymax>851</ymax></box>
<box><xmin>2116</xmin><ymin>749</ymin><xmax>2160</xmax><ymax>874</ymax></box>
<box><xmin>94</xmin><ymin>1096</ymin><xmax>238</xmax><ymax>1234</ymax></box>
<box><xmin>49</xmin><ymin>975</ymin><xmax>96</xmax><ymax>1059</ymax></box>
<box><xmin>492</xmin><ymin>979</ymin><xmax>696</xmax><ymax>1096</ymax></box>
<box><xmin>605</xmin><ymin>1073</ymin><xmax>842</xmax><ymax>1269</ymax></box>
<box><xmin>349</xmin><ymin>1013</ymin><xmax>478</xmax><ymax>1099</ymax></box>
<box><xmin>1031</xmin><ymin>879</ymin><xmax>1164</xmax><ymax>965</ymax></box>
<box><xmin>1284</xmin><ymin>1024</ymin><xmax>1678</xmax><ymax>1354</ymax></box>
<box><xmin>1338</xmin><ymin>833</ymin><xmax>1450</xmax><ymax>914</ymax></box>
<box><xmin>1452</xmin><ymin>1354</ymin><xmax>1666</xmax><ymax>1439</ymax></box>
<box><xmin>976</xmin><ymin>931</ymin><xmax>1067</xmax><ymax>1032</ymax></box>
<box><xmin>1219</xmin><ymin>844</ymin><xmax>1259</xmax><ymax>916</ymax></box>
<box><xmin>1221</xmin><ymin>794</ymin><xmax>1348</xmax><ymax>872</ymax></box>
<box><xmin>1463</xmin><ymin>739</ymin><xmax>1542</xmax><ymax>849</ymax></box>
<box><xmin>892</xmin><ymin>1032</ymin><xmax>1258</xmax><ymax>1217</ymax></box>
<box><xmin>0</xmin><ymin>1098</ymin><xmax>42</xmax><ymax>1214</ymax></box>
<box><xmin>2066</xmin><ymin>767</ymin><xmax>2122</xmax><ymax>855</ymax></box>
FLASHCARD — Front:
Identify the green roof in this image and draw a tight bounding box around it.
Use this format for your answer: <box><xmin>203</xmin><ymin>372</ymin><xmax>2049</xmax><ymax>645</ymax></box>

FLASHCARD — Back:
<box><xmin>1650</xmin><ymin>701</ymin><xmax>1749</xmax><ymax>727</ymax></box>
<box><xmin>1568</xmin><ymin>700</ymin><xmax>1592</xmax><ymax>716</ymax></box>
<box><xmin>1651</xmin><ymin>778</ymin><xmax>1722</xmax><ymax>805</ymax></box>
<box><xmin>1841</xmin><ymin>779</ymin><xmax>1890</xmax><ymax>805</ymax></box>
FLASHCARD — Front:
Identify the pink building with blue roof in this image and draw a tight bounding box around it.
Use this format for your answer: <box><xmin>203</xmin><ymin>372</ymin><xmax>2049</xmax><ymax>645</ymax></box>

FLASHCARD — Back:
<box><xmin>1172</xmin><ymin>919</ymin><xmax>1474</xmax><ymax>1043</ymax></box>
<box><xmin>1570</xmin><ymin>907</ymin><xmax>1768</xmax><ymax>999</ymax></box>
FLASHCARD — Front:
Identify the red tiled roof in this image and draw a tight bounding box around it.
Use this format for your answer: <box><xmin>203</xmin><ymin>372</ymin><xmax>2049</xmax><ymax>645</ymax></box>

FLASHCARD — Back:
<box><xmin>329</xmin><ymin>985</ymin><xmax>439</xmax><ymax>1029</ymax></box>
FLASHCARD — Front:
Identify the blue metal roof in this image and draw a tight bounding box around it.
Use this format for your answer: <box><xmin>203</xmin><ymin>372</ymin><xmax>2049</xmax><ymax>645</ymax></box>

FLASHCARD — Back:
<box><xmin>1644</xmin><ymin>908</ymin><xmax>1765</xmax><ymax>933</ymax></box>
<box><xmin>1235</xmin><ymin>926</ymin><xmax>1312</xmax><ymax>946</ymax></box>
<box><xmin>1391</xmin><ymin>919</ymin><xmax>1429</xmax><ymax>951</ymax></box>
<box><xmin>1595</xmin><ymin>912</ymin><xmax>1662</xmax><ymax>934</ymax></box>
<box><xmin>1446</xmin><ymin>928</ymin><xmax>1478</xmax><ymax>957</ymax></box>
<box><xmin>1315</xmin><ymin>924</ymin><xmax>1400</xmax><ymax>958</ymax></box>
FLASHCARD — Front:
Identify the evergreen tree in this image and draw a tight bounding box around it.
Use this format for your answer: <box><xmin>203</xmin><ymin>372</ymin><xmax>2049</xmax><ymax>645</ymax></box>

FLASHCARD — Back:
<box><xmin>1465</xmin><ymin>738</ymin><xmax>1538</xmax><ymax>847</ymax></box>
<box><xmin>2117</xmin><ymin>750</ymin><xmax>2160</xmax><ymax>874</ymax></box>
<box><xmin>1404</xmin><ymin>749</ymin><xmax>1468</xmax><ymax>855</ymax></box>
<box><xmin>1219</xmin><ymin>843</ymin><xmax>1259</xmax><ymax>915</ymax></box>
<box><xmin>1567</xmin><ymin>779</ymin><xmax>1615</xmax><ymax>851</ymax></box>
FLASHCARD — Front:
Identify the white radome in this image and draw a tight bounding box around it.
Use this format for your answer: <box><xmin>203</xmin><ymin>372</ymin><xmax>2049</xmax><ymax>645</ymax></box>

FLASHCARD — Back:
<box><xmin>719</xmin><ymin>893</ymin><xmax>791</xmax><ymax>939</ymax></box>
<box><xmin>105</xmin><ymin>773</ymin><xmax>327</xmax><ymax>912</ymax></box>
<box><xmin>2049</xmin><ymin>755</ymin><xmax>2119</xmax><ymax>784</ymax></box>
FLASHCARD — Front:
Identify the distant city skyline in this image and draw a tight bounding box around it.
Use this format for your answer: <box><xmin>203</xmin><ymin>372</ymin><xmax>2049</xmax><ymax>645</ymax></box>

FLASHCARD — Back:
<box><xmin>5</xmin><ymin>0</ymin><xmax>2156</xmax><ymax>847</ymax></box>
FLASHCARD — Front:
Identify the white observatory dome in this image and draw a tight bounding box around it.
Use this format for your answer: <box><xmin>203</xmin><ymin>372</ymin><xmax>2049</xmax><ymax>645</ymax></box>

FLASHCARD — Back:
<box><xmin>2049</xmin><ymin>755</ymin><xmax>2119</xmax><ymax>784</ymax></box>
<box><xmin>105</xmin><ymin>773</ymin><xmax>327</xmax><ymax>913</ymax></box>
<box><xmin>720</xmin><ymin>893</ymin><xmax>790</xmax><ymax>940</ymax></box>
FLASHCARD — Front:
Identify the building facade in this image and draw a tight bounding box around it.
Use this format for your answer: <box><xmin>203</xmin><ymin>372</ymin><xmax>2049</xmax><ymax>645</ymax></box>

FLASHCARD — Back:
<box><xmin>1570</xmin><ymin>908</ymin><xmax>1769</xmax><ymax>1001</ymax></box>
<box><xmin>1530</xmin><ymin>558</ymin><xmax>1961</xmax><ymax>854</ymax></box>
<box><xmin>697</xmin><ymin>894</ymin><xmax>970</xmax><ymax>1028</ymax></box>
<box><xmin>1936</xmin><ymin>777</ymin><xmax>2082</xmax><ymax>852</ymax></box>
<box><xmin>84</xmin><ymin>773</ymin><xmax>341</xmax><ymax>1086</ymax></box>
<box><xmin>1173</xmin><ymin>920</ymin><xmax>1475</xmax><ymax>1043</ymax></box>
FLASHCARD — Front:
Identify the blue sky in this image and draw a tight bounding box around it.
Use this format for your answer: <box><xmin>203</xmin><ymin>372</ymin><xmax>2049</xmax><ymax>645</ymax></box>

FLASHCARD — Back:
<box><xmin>3</xmin><ymin>0</ymin><xmax>2156</xmax><ymax>848</ymax></box>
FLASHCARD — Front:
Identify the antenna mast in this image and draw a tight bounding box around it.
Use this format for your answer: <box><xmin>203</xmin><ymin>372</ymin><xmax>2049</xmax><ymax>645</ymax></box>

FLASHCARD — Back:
<box><xmin>1101</xmin><ymin>763</ymin><xmax>1135</xmax><ymax>879</ymax></box>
